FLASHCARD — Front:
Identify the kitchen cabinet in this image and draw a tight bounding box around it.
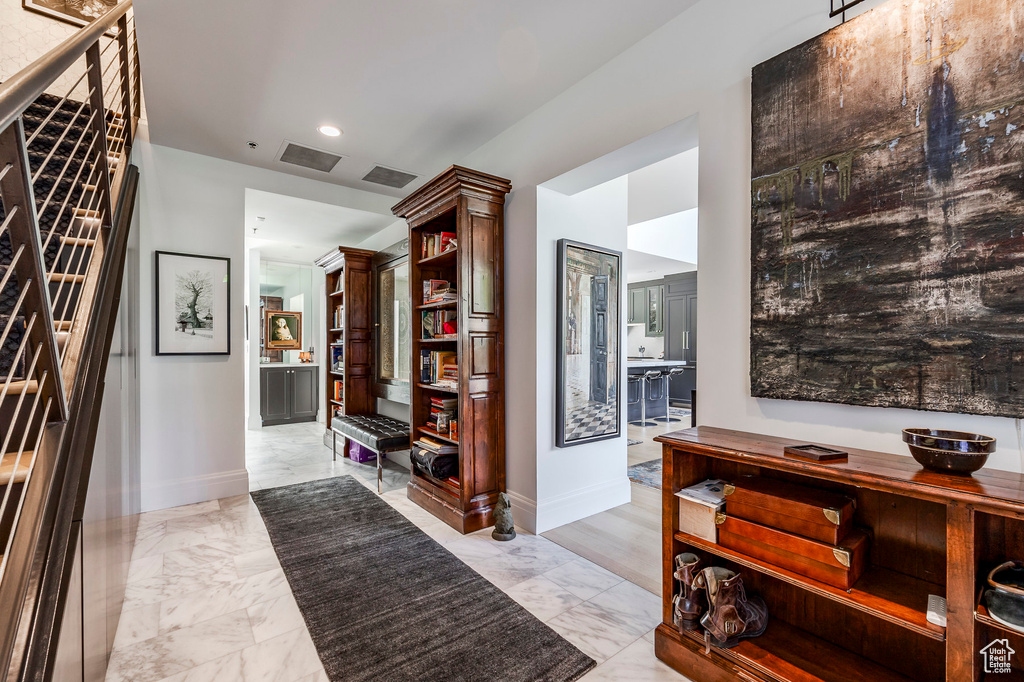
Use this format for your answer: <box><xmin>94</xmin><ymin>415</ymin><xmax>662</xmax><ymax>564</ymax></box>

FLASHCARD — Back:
<box><xmin>627</xmin><ymin>285</ymin><xmax>646</xmax><ymax>325</ymax></box>
<box><xmin>260</xmin><ymin>365</ymin><xmax>319</xmax><ymax>426</ymax></box>
<box><xmin>645</xmin><ymin>284</ymin><xmax>664</xmax><ymax>337</ymax></box>
<box><xmin>664</xmin><ymin>272</ymin><xmax>697</xmax><ymax>403</ymax></box>
<box><xmin>628</xmin><ymin>280</ymin><xmax>664</xmax><ymax>332</ymax></box>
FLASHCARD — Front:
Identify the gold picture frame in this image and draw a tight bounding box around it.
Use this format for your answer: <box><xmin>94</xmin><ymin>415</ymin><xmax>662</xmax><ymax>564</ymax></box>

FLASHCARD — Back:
<box><xmin>265</xmin><ymin>310</ymin><xmax>302</xmax><ymax>351</ymax></box>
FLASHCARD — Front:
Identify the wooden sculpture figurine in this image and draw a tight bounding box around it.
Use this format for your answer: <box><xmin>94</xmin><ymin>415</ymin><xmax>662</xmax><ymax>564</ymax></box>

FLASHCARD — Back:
<box><xmin>492</xmin><ymin>492</ymin><xmax>516</xmax><ymax>541</ymax></box>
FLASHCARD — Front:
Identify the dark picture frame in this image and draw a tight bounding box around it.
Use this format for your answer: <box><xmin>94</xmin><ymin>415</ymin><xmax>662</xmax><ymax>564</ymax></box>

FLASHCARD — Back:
<box><xmin>22</xmin><ymin>0</ymin><xmax>120</xmax><ymax>37</ymax></box>
<box><xmin>556</xmin><ymin>238</ymin><xmax>622</xmax><ymax>448</ymax></box>
<box><xmin>155</xmin><ymin>251</ymin><xmax>230</xmax><ymax>356</ymax></box>
<box><xmin>265</xmin><ymin>310</ymin><xmax>303</xmax><ymax>351</ymax></box>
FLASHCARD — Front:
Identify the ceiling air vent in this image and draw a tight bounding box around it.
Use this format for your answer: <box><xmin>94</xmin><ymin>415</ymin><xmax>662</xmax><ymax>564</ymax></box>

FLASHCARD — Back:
<box><xmin>362</xmin><ymin>164</ymin><xmax>417</xmax><ymax>189</ymax></box>
<box><xmin>278</xmin><ymin>142</ymin><xmax>343</xmax><ymax>173</ymax></box>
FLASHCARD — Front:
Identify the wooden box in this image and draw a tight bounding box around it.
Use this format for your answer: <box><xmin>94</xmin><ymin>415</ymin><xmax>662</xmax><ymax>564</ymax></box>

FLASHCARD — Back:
<box><xmin>718</xmin><ymin>514</ymin><xmax>869</xmax><ymax>590</ymax></box>
<box><xmin>676</xmin><ymin>492</ymin><xmax>723</xmax><ymax>543</ymax></box>
<box><xmin>725</xmin><ymin>474</ymin><xmax>855</xmax><ymax>544</ymax></box>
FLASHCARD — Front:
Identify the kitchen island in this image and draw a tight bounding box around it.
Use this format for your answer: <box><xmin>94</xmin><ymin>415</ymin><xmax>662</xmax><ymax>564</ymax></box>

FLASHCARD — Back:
<box><xmin>626</xmin><ymin>359</ymin><xmax>692</xmax><ymax>423</ymax></box>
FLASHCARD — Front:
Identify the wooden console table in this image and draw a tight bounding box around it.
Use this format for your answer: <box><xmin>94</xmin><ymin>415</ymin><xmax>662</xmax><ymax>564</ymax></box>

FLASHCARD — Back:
<box><xmin>655</xmin><ymin>427</ymin><xmax>1024</xmax><ymax>681</ymax></box>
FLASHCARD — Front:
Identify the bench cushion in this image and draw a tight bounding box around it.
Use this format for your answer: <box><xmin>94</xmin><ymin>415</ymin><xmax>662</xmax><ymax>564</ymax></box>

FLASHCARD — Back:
<box><xmin>333</xmin><ymin>414</ymin><xmax>409</xmax><ymax>452</ymax></box>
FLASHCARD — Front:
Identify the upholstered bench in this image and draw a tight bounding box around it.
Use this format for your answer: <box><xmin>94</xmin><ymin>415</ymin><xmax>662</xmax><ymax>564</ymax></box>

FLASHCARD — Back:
<box><xmin>331</xmin><ymin>414</ymin><xmax>409</xmax><ymax>493</ymax></box>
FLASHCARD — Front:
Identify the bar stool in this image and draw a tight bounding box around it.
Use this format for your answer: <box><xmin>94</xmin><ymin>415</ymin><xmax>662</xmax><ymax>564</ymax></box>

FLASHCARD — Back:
<box><xmin>638</xmin><ymin>370</ymin><xmax>662</xmax><ymax>427</ymax></box>
<box><xmin>656</xmin><ymin>366</ymin><xmax>686</xmax><ymax>423</ymax></box>
<box><xmin>627</xmin><ymin>374</ymin><xmax>644</xmax><ymax>425</ymax></box>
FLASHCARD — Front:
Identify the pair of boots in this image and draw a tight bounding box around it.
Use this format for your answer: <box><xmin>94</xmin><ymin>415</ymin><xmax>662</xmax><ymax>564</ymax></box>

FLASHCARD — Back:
<box><xmin>672</xmin><ymin>553</ymin><xmax>768</xmax><ymax>653</ymax></box>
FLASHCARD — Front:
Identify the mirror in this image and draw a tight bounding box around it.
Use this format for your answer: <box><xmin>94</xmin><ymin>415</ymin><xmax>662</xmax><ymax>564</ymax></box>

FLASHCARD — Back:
<box><xmin>378</xmin><ymin>260</ymin><xmax>411</xmax><ymax>384</ymax></box>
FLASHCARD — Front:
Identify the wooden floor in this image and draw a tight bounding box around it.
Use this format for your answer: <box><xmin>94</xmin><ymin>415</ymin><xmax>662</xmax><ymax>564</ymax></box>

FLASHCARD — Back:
<box><xmin>542</xmin><ymin>412</ymin><xmax>689</xmax><ymax>595</ymax></box>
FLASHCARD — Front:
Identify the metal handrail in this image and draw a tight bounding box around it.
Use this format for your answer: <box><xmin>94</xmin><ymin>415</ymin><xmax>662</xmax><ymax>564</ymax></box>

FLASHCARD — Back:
<box><xmin>0</xmin><ymin>2</ymin><xmax>140</xmax><ymax>678</ymax></box>
<box><xmin>0</xmin><ymin>1</ymin><xmax>132</xmax><ymax>134</ymax></box>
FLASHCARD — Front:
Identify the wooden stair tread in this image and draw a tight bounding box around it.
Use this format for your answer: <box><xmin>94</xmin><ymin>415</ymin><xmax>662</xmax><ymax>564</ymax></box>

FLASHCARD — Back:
<box><xmin>59</xmin><ymin>236</ymin><xmax>96</xmax><ymax>247</ymax></box>
<box><xmin>73</xmin><ymin>208</ymin><xmax>102</xmax><ymax>219</ymax></box>
<box><xmin>5</xmin><ymin>380</ymin><xmax>38</xmax><ymax>394</ymax></box>
<box><xmin>0</xmin><ymin>451</ymin><xmax>33</xmax><ymax>485</ymax></box>
<box><xmin>47</xmin><ymin>272</ymin><xmax>86</xmax><ymax>284</ymax></box>
<box><xmin>55</xmin><ymin>320</ymin><xmax>71</xmax><ymax>331</ymax></box>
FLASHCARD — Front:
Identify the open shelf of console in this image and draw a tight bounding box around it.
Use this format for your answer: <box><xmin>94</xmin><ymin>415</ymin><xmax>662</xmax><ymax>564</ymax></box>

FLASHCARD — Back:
<box><xmin>655</xmin><ymin>426</ymin><xmax>1024</xmax><ymax>681</ymax></box>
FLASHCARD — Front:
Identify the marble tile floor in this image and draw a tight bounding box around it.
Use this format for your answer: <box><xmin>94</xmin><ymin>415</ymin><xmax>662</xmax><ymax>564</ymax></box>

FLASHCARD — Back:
<box><xmin>105</xmin><ymin>422</ymin><xmax>689</xmax><ymax>681</ymax></box>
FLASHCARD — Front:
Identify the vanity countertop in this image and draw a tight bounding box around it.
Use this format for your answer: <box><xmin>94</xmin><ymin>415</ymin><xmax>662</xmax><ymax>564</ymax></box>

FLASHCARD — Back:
<box><xmin>260</xmin><ymin>362</ymin><xmax>320</xmax><ymax>368</ymax></box>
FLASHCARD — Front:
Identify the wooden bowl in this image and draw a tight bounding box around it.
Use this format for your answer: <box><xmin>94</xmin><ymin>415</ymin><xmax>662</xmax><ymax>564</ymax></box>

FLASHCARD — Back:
<box><xmin>902</xmin><ymin>429</ymin><xmax>995</xmax><ymax>475</ymax></box>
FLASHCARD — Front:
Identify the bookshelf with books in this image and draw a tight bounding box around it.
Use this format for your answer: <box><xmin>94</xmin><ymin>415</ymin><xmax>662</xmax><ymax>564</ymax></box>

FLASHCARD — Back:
<box><xmin>393</xmin><ymin>165</ymin><xmax>511</xmax><ymax>534</ymax></box>
<box><xmin>315</xmin><ymin>247</ymin><xmax>376</xmax><ymax>451</ymax></box>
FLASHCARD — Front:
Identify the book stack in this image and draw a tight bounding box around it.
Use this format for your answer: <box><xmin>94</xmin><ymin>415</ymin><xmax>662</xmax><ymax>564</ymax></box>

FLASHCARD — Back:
<box><xmin>422</xmin><ymin>231</ymin><xmax>456</xmax><ymax>259</ymax></box>
<box><xmin>331</xmin><ymin>346</ymin><xmax>343</xmax><ymax>372</ymax></box>
<box><xmin>333</xmin><ymin>304</ymin><xmax>344</xmax><ymax>329</ymax></box>
<box><xmin>333</xmin><ymin>380</ymin><xmax>344</xmax><ymax>402</ymax></box>
<box><xmin>420</xmin><ymin>350</ymin><xmax>457</xmax><ymax>387</ymax></box>
<box><xmin>428</xmin><ymin>395</ymin><xmax>457</xmax><ymax>435</ymax></box>
<box><xmin>414</xmin><ymin>435</ymin><xmax>459</xmax><ymax>455</ymax></box>
<box><xmin>421</xmin><ymin>310</ymin><xmax>457</xmax><ymax>339</ymax></box>
<box><xmin>423</xmin><ymin>279</ymin><xmax>457</xmax><ymax>305</ymax></box>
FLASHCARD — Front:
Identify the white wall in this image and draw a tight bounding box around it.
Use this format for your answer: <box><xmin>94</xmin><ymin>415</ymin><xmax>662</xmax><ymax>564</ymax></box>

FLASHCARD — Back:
<box><xmin>627</xmin><ymin>325</ymin><xmax>663</xmax><ymax>359</ymax></box>
<box><xmin>627</xmin><ymin>147</ymin><xmax>698</xmax><ymax>225</ymax></box>
<box><xmin>134</xmin><ymin>134</ymin><xmax>396</xmax><ymax>512</ymax></box>
<box><xmin>461</xmin><ymin>0</ymin><xmax>1024</xmax><ymax>533</ymax></box>
<box><xmin>534</xmin><ymin>178</ymin><xmax>631</xmax><ymax>533</ymax></box>
<box><xmin>628</xmin><ymin>208</ymin><xmax>697</xmax><ymax>265</ymax></box>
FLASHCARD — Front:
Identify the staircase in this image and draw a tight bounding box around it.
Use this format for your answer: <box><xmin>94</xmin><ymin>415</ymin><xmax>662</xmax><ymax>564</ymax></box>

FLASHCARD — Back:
<box><xmin>0</xmin><ymin>3</ymin><xmax>140</xmax><ymax>679</ymax></box>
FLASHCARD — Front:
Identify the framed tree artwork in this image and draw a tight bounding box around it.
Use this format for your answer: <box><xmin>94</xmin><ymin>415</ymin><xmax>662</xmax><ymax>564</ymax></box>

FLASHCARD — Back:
<box><xmin>264</xmin><ymin>310</ymin><xmax>302</xmax><ymax>351</ymax></box>
<box><xmin>556</xmin><ymin>239</ymin><xmax>622</xmax><ymax>448</ymax></box>
<box><xmin>155</xmin><ymin>251</ymin><xmax>230</xmax><ymax>356</ymax></box>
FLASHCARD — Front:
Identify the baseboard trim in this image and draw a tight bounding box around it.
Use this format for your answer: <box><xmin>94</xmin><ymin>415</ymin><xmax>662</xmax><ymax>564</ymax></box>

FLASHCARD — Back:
<box><xmin>141</xmin><ymin>468</ymin><xmax>250</xmax><ymax>513</ymax></box>
<box><xmin>506</xmin><ymin>489</ymin><xmax>538</xmax><ymax>535</ymax></box>
<box><xmin>535</xmin><ymin>476</ymin><xmax>632</xmax><ymax>534</ymax></box>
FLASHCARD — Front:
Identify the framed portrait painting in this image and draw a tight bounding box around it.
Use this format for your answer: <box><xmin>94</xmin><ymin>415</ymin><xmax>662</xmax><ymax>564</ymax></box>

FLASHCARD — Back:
<box><xmin>556</xmin><ymin>239</ymin><xmax>622</xmax><ymax>448</ymax></box>
<box><xmin>155</xmin><ymin>251</ymin><xmax>230</xmax><ymax>355</ymax></box>
<box><xmin>265</xmin><ymin>310</ymin><xmax>302</xmax><ymax>351</ymax></box>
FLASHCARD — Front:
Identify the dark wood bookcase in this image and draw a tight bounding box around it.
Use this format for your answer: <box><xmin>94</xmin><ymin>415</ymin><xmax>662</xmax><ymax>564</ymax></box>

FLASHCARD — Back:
<box><xmin>314</xmin><ymin>247</ymin><xmax>376</xmax><ymax>452</ymax></box>
<box><xmin>392</xmin><ymin>165</ymin><xmax>511</xmax><ymax>533</ymax></box>
<box><xmin>654</xmin><ymin>427</ymin><xmax>1024</xmax><ymax>681</ymax></box>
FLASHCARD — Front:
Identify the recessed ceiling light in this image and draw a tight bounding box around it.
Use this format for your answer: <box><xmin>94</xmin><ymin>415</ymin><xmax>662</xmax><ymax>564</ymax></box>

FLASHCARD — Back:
<box><xmin>317</xmin><ymin>125</ymin><xmax>342</xmax><ymax>137</ymax></box>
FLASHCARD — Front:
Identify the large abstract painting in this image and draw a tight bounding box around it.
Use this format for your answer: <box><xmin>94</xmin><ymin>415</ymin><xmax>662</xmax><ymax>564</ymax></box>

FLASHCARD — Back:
<box><xmin>750</xmin><ymin>0</ymin><xmax>1024</xmax><ymax>418</ymax></box>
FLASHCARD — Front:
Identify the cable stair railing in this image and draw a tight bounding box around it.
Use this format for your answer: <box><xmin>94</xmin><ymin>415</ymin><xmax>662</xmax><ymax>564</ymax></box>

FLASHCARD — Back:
<box><xmin>0</xmin><ymin>3</ymin><xmax>140</xmax><ymax>679</ymax></box>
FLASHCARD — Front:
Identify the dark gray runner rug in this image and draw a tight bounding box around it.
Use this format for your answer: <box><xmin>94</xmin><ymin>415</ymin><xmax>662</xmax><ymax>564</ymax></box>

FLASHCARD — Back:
<box><xmin>251</xmin><ymin>476</ymin><xmax>596</xmax><ymax>682</ymax></box>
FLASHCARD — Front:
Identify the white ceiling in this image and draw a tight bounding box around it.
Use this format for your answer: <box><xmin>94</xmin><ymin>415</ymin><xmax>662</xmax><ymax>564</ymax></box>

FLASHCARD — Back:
<box><xmin>626</xmin><ymin>250</ymin><xmax>695</xmax><ymax>283</ymax></box>
<box><xmin>133</xmin><ymin>0</ymin><xmax>697</xmax><ymax>196</ymax></box>
<box><xmin>244</xmin><ymin>189</ymin><xmax>396</xmax><ymax>263</ymax></box>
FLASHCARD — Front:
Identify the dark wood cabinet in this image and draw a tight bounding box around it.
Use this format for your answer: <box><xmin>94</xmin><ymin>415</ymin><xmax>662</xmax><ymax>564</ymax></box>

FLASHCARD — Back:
<box><xmin>655</xmin><ymin>427</ymin><xmax>1024</xmax><ymax>682</ymax></box>
<box><xmin>314</xmin><ymin>247</ymin><xmax>376</xmax><ymax>448</ymax></box>
<box><xmin>260</xmin><ymin>366</ymin><xmax>318</xmax><ymax>426</ymax></box>
<box><xmin>393</xmin><ymin>165</ymin><xmax>511</xmax><ymax>534</ymax></box>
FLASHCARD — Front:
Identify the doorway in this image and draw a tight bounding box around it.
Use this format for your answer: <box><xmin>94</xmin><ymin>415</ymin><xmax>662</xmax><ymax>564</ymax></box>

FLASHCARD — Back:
<box><xmin>540</xmin><ymin>132</ymin><xmax>699</xmax><ymax>594</ymax></box>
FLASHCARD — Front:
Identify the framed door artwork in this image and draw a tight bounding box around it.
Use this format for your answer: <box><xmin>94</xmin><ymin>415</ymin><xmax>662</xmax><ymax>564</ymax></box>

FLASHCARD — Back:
<box><xmin>155</xmin><ymin>251</ymin><xmax>230</xmax><ymax>355</ymax></box>
<box><xmin>556</xmin><ymin>239</ymin><xmax>622</xmax><ymax>448</ymax></box>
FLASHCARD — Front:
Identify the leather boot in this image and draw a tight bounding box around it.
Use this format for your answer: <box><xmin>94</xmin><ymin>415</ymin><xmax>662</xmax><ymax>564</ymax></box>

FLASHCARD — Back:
<box><xmin>672</xmin><ymin>552</ymin><xmax>703</xmax><ymax>632</ymax></box>
<box><xmin>691</xmin><ymin>566</ymin><xmax>768</xmax><ymax>652</ymax></box>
